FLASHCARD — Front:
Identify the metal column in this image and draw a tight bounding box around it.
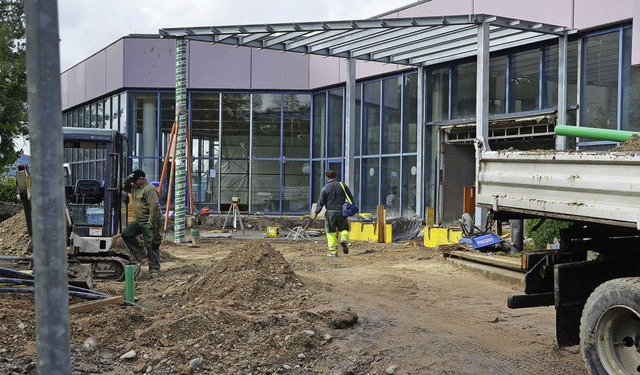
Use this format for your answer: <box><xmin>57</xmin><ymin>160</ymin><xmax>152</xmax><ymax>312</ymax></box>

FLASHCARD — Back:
<box><xmin>556</xmin><ymin>34</ymin><xmax>568</xmax><ymax>150</ymax></box>
<box><xmin>475</xmin><ymin>22</ymin><xmax>490</xmax><ymax>226</ymax></box>
<box><xmin>415</xmin><ymin>66</ymin><xmax>425</xmax><ymax>218</ymax></box>
<box><xmin>344</xmin><ymin>58</ymin><xmax>357</xmax><ymax>190</ymax></box>
<box><xmin>174</xmin><ymin>39</ymin><xmax>187</xmax><ymax>243</ymax></box>
<box><xmin>24</xmin><ymin>0</ymin><xmax>71</xmax><ymax>373</ymax></box>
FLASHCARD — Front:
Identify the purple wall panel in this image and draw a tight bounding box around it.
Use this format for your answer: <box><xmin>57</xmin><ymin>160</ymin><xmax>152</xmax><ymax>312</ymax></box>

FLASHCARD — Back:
<box><xmin>353</xmin><ymin>60</ymin><xmax>403</xmax><ymax>80</ymax></box>
<box><xmin>393</xmin><ymin>0</ymin><xmax>473</xmax><ymax>18</ymax></box>
<box><xmin>61</xmin><ymin>72</ymin><xmax>69</xmax><ymax>109</ymax></box>
<box><xmin>85</xmin><ymin>51</ymin><xmax>107</xmax><ymax>100</ymax></box>
<box><xmin>250</xmin><ymin>49</ymin><xmax>310</xmax><ymax>90</ymax></box>
<box><xmin>67</xmin><ymin>64</ymin><xmax>86</xmax><ymax>109</ymax></box>
<box><xmin>123</xmin><ymin>38</ymin><xmax>176</xmax><ymax>88</ymax></box>
<box><xmin>189</xmin><ymin>42</ymin><xmax>251</xmax><ymax>89</ymax></box>
<box><xmin>475</xmin><ymin>0</ymin><xmax>573</xmax><ymax>27</ymax></box>
<box><xmin>106</xmin><ymin>39</ymin><xmax>124</xmax><ymax>94</ymax></box>
<box><xmin>309</xmin><ymin>55</ymin><xmax>341</xmax><ymax>89</ymax></box>
<box><xmin>574</xmin><ymin>0</ymin><xmax>633</xmax><ymax>29</ymax></box>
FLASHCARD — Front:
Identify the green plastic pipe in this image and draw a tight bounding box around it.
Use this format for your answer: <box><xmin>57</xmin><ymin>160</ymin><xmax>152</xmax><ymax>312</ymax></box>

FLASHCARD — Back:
<box><xmin>124</xmin><ymin>265</ymin><xmax>135</xmax><ymax>303</ymax></box>
<box><xmin>555</xmin><ymin>125</ymin><xmax>640</xmax><ymax>142</ymax></box>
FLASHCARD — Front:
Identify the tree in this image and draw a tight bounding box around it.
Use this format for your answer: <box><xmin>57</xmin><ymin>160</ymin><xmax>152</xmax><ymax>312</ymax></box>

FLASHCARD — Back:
<box><xmin>0</xmin><ymin>0</ymin><xmax>27</xmax><ymax>174</ymax></box>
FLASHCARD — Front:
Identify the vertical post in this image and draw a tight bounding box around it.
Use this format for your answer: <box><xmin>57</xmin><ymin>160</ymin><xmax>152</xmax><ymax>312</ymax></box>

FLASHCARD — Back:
<box><xmin>174</xmin><ymin>38</ymin><xmax>187</xmax><ymax>243</ymax></box>
<box><xmin>124</xmin><ymin>265</ymin><xmax>136</xmax><ymax>303</ymax></box>
<box><xmin>415</xmin><ymin>66</ymin><xmax>424</xmax><ymax>218</ymax></box>
<box><xmin>475</xmin><ymin>22</ymin><xmax>490</xmax><ymax>227</ymax></box>
<box><xmin>24</xmin><ymin>1</ymin><xmax>71</xmax><ymax>373</ymax></box>
<box><xmin>476</xmin><ymin>22</ymin><xmax>490</xmax><ymax>150</ymax></box>
<box><xmin>344</xmin><ymin>58</ymin><xmax>357</xmax><ymax>190</ymax></box>
<box><xmin>556</xmin><ymin>34</ymin><xmax>568</xmax><ymax>150</ymax></box>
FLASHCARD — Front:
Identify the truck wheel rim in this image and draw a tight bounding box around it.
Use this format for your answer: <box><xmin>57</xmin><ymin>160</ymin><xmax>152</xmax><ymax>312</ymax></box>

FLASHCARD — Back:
<box><xmin>596</xmin><ymin>305</ymin><xmax>640</xmax><ymax>374</ymax></box>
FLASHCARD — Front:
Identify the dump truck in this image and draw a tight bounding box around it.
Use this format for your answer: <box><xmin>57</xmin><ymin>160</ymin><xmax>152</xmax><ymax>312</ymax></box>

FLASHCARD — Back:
<box><xmin>474</xmin><ymin>128</ymin><xmax>640</xmax><ymax>374</ymax></box>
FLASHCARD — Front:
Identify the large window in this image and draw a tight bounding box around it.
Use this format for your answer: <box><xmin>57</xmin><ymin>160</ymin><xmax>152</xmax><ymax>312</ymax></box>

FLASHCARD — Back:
<box><xmin>362</xmin><ymin>81</ymin><xmax>381</xmax><ymax>155</ymax></box>
<box><xmin>510</xmin><ymin>48</ymin><xmax>540</xmax><ymax>112</ymax></box>
<box><xmin>327</xmin><ymin>88</ymin><xmax>343</xmax><ymax>158</ymax></box>
<box><xmin>452</xmin><ymin>61</ymin><xmax>476</xmax><ymax>119</ymax></box>
<box><xmin>428</xmin><ymin>67</ymin><xmax>449</xmax><ymax>122</ymax></box>
<box><xmin>252</xmin><ymin>94</ymin><xmax>281</xmax><ymax>158</ymax></box>
<box><xmin>621</xmin><ymin>28</ymin><xmax>640</xmax><ymax>132</ymax></box>
<box><xmin>221</xmin><ymin>94</ymin><xmax>250</xmax><ymax>206</ymax></box>
<box><xmin>403</xmin><ymin>73</ymin><xmax>418</xmax><ymax>153</ymax></box>
<box><xmin>582</xmin><ymin>31</ymin><xmax>619</xmax><ymax>130</ymax></box>
<box><xmin>191</xmin><ymin>93</ymin><xmax>220</xmax><ymax>205</ymax></box>
<box><xmin>489</xmin><ymin>55</ymin><xmax>507</xmax><ymax>114</ymax></box>
<box><xmin>581</xmin><ymin>26</ymin><xmax>640</xmax><ymax>135</ymax></box>
<box><xmin>312</xmin><ymin>92</ymin><xmax>326</xmax><ymax>158</ymax></box>
<box><xmin>283</xmin><ymin>94</ymin><xmax>311</xmax><ymax>158</ymax></box>
<box><xmin>382</xmin><ymin>76</ymin><xmax>402</xmax><ymax>154</ymax></box>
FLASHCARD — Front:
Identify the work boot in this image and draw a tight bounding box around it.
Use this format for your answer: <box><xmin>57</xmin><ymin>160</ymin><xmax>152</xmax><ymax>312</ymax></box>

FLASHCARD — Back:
<box><xmin>327</xmin><ymin>253</ymin><xmax>337</xmax><ymax>258</ymax></box>
<box><xmin>149</xmin><ymin>269</ymin><xmax>160</xmax><ymax>278</ymax></box>
<box><xmin>340</xmin><ymin>241</ymin><xmax>349</xmax><ymax>254</ymax></box>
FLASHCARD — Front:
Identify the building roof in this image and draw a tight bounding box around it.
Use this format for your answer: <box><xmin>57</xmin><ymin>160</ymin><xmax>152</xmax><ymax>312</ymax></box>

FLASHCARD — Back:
<box><xmin>159</xmin><ymin>14</ymin><xmax>570</xmax><ymax>67</ymax></box>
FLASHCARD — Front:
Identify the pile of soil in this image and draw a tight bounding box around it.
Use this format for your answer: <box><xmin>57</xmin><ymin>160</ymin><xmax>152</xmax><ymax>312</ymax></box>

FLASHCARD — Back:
<box><xmin>185</xmin><ymin>241</ymin><xmax>303</xmax><ymax>308</ymax></box>
<box><xmin>0</xmin><ymin>210</ymin><xmax>30</xmax><ymax>256</ymax></box>
<box><xmin>0</xmin><ymin>239</ymin><xmax>353</xmax><ymax>374</ymax></box>
<box><xmin>613</xmin><ymin>134</ymin><xmax>640</xmax><ymax>151</ymax></box>
<box><xmin>0</xmin><ymin>201</ymin><xmax>21</xmax><ymax>223</ymax></box>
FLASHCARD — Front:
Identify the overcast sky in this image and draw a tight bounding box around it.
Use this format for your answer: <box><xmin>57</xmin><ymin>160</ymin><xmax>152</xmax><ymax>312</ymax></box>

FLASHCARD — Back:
<box><xmin>57</xmin><ymin>0</ymin><xmax>418</xmax><ymax>71</ymax></box>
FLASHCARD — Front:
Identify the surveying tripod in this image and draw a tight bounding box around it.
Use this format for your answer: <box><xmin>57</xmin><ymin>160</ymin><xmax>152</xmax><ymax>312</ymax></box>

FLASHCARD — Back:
<box><xmin>221</xmin><ymin>197</ymin><xmax>245</xmax><ymax>234</ymax></box>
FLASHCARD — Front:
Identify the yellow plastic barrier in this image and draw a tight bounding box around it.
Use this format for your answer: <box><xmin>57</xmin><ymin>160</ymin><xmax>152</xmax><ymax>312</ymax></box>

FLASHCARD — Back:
<box><xmin>423</xmin><ymin>227</ymin><xmax>463</xmax><ymax>248</ymax></box>
<box><xmin>349</xmin><ymin>221</ymin><xmax>392</xmax><ymax>243</ymax></box>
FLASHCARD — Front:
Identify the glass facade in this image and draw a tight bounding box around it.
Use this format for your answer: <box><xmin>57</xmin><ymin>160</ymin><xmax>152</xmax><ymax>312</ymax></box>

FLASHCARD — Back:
<box><xmin>61</xmin><ymin>23</ymin><xmax>637</xmax><ymax>219</ymax></box>
<box><xmin>581</xmin><ymin>26</ymin><xmax>639</xmax><ymax>137</ymax></box>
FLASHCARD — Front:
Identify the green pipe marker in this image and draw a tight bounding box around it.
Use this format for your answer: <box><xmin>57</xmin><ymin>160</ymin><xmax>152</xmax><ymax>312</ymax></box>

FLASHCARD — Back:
<box><xmin>555</xmin><ymin>125</ymin><xmax>640</xmax><ymax>142</ymax></box>
<box><xmin>124</xmin><ymin>265</ymin><xmax>135</xmax><ymax>303</ymax></box>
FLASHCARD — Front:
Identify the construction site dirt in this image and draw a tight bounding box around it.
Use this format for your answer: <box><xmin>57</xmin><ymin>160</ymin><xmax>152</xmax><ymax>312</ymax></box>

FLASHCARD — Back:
<box><xmin>0</xmin><ymin>213</ymin><xmax>587</xmax><ymax>375</ymax></box>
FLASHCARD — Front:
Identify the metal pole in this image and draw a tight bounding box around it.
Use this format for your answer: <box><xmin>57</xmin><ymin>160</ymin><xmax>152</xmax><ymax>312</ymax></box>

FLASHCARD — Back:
<box><xmin>416</xmin><ymin>66</ymin><xmax>424</xmax><ymax>218</ymax></box>
<box><xmin>556</xmin><ymin>34</ymin><xmax>568</xmax><ymax>150</ymax></box>
<box><xmin>475</xmin><ymin>22</ymin><xmax>490</xmax><ymax>227</ymax></box>
<box><xmin>24</xmin><ymin>0</ymin><xmax>71</xmax><ymax>373</ymax></box>
<box><xmin>344</xmin><ymin>58</ymin><xmax>356</xmax><ymax>190</ymax></box>
<box><xmin>173</xmin><ymin>38</ymin><xmax>187</xmax><ymax>243</ymax></box>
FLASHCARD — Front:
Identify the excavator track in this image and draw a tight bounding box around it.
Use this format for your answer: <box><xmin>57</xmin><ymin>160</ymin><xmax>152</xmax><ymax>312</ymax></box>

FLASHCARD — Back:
<box><xmin>71</xmin><ymin>255</ymin><xmax>132</xmax><ymax>281</ymax></box>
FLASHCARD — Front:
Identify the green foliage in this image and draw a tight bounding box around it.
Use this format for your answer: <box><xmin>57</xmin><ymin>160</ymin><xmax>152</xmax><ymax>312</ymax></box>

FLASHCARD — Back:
<box><xmin>0</xmin><ymin>0</ymin><xmax>28</xmax><ymax>174</ymax></box>
<box><xmin>0</xmin><ymin>175</ymin><xmax>17</xmax><ymax>202</ymax></box>
<box><xmin>524</xmin><ymin>219</ymin><xmax>571</xmax><ymax>250</ymax></box>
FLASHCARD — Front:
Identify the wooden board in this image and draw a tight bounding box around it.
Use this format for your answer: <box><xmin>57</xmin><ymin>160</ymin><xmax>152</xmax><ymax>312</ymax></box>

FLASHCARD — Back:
<box><xmin>69</xmin><ymin>296</ymin><xmax>124</xmax><ymax>314</ymax></box>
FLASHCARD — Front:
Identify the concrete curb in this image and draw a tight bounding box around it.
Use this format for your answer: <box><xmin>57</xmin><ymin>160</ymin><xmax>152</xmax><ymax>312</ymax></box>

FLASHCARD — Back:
<box><xmin>446</xmin><ymin>257</ymin><xmax>525</xmax><ymax>288</ymax></box>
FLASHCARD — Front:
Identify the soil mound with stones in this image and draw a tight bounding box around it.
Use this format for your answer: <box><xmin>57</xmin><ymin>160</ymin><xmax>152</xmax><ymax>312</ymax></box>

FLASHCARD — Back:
<box><xmin>186</xmin><ymin>241</ymin><xmax>303</xmax><ymax>306</ymax></box>
<box><xmin>613</xmin><ymin>134</ymin><xmax>640</xmax><ymax>151</ymax></box>
<box><xmin>0</xmin><ymin>210</ymin><xmax>30</xmax><ymax>256</ymax></box>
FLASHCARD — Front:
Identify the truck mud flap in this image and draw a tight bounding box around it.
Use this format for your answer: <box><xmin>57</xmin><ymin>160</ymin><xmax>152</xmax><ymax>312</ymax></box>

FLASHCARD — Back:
<box><xmin>507</xmin><ymin>292</ymin><xmax>554</xmax><ymax>309</ymax></box>
<box><xmin>554</xmin><ymin>260</ymin><xmax>625</xmax><ymax>347</ymax></box>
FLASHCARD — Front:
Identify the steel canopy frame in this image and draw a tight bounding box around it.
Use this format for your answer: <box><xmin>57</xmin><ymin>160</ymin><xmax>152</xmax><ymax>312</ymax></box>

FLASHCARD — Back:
<box><xmin>159</xmin><ymin>14</ymin><xmax>568</xmax><ymax>68</ymax></box>
<box><xmin>158</xmin><ymin>14</ymin><xmax>569</xmax><ymax>221</ymax></box>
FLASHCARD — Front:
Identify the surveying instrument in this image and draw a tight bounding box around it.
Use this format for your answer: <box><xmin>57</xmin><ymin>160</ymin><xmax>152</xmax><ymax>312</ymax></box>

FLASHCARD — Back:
<box><xmin>222</xmin><ymin>196</ymin><xmax>245</xmax><ymax>234</ymax></box>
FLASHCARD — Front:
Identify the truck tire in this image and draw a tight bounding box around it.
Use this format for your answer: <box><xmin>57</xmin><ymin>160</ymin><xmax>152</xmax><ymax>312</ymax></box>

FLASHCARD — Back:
<box><xmin>580</xmin><ymin>277</ymin><xmax>640</xmax><ymax>375</ymax></box>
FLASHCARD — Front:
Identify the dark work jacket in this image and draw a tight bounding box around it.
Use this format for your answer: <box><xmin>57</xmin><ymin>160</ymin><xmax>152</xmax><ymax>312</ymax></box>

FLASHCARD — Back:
<box><xmin>314</xmin><ymin>180</ymin><xmax>355</xmax><ymax>214</ymax></box>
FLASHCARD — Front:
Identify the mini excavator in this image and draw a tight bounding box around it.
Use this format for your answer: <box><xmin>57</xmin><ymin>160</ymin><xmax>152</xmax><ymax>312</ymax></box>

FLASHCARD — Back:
<box><xmin>15</xmin><ymin>127</ymin><xmax>136</xmax><ymax>287</ymax></box>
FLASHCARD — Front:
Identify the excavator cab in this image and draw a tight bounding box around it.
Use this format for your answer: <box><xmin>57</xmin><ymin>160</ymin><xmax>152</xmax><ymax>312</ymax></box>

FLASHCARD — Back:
<box><xmin>62</xmin><ymin>127</ymin><xmax>133</xmax><ymax>280</ymax></box>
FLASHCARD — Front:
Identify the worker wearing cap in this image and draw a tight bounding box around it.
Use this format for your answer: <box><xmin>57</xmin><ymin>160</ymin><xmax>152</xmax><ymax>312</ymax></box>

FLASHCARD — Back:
<box><xmin>121</xmin><ymin>169</ymin><xmax>162</xmax><ymax>276</ymax></box>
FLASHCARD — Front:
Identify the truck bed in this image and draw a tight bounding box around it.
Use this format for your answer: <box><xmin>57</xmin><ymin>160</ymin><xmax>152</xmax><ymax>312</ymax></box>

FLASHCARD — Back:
<box><xmin>476</xmin><ymin>150</ymin><xmax>640</xmax><ymax>229</ymax></box>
